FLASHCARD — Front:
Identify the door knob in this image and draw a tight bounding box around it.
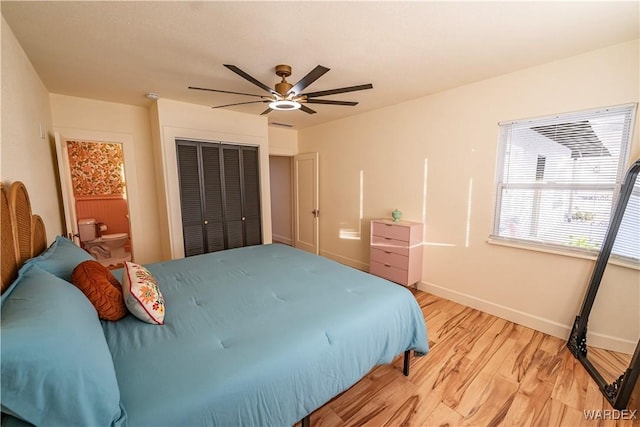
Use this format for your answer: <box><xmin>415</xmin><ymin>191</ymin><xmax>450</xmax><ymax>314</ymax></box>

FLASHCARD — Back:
<box><xmin>204</xmin><ymin>220</ymin><xmax>209</xmax><ymax>225</ymax></box>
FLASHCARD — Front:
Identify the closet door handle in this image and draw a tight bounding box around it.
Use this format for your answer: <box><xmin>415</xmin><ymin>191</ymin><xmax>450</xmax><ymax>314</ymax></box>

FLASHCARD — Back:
<box><xmin>204</xmin><ymin>220</ymin><xmax>209</xmax><ymax>225</ymax></box>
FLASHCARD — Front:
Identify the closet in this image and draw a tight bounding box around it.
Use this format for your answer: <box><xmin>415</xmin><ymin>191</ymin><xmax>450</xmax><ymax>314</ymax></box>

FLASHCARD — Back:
<box><xmin>176</xmin><ymin>140</ymin><xmax>262</xmax><ymax>256</ymax></box>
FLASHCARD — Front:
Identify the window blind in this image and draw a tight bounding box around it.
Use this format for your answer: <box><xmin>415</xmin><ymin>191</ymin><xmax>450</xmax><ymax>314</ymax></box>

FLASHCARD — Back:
<box><xmin>492</xmin><ymin>103</ymin><xmax>637</xmax><ymax>260</ymax></box>
<box><xmin>611</xmin><ymin>178</ymin><xmax>640</xmax><ymax>262</ymax></box>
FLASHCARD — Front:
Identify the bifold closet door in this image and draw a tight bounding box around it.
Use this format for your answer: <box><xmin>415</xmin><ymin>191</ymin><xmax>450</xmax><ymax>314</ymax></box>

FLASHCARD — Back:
<box><xmin>221</xmin><ymin>145</ymin><xmax>262</xmax><ymax>249</ymax></box>
<box><xmin>177</xmin><ymin>140</ymin><xmax>262</xmax><ymax>256</ymax></box>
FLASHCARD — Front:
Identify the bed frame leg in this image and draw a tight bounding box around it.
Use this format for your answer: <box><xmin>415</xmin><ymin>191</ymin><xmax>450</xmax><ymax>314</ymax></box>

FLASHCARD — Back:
<box><xmin>298</xmin><ymin>353</ymin><xmax>410</xmax><ymax>427</ymax></box>
<box><xmin>403</xmin><ymin>350</ymin><xmax>411</xmax><ymax>376</ymax></box>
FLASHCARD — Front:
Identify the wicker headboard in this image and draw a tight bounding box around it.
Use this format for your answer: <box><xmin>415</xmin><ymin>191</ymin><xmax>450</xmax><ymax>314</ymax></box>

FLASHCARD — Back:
<box><xmin>1</xmin><ymin>182</ymin><xmax>48</xmax><ymax>293</ymax></box>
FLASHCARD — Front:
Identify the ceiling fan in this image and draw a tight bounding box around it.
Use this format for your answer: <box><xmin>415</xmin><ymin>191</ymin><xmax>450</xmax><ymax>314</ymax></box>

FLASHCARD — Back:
<box><xmin>189</xmin><ymin>64</ymin><xmax>373</xmax><ymax>115</ymax></box>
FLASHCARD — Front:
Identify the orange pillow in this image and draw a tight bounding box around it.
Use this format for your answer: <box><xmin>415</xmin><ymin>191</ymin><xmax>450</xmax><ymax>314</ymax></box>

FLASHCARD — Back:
<box><xmin>71</xmin><ymin>260</ymin><xmax>127</xmax><ymax>321</ymax></box>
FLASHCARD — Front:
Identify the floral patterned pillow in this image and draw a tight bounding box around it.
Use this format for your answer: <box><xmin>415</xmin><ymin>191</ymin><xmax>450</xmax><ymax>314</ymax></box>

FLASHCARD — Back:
<box><xmin>122</xmin><ymin>262</ymin><xmax>165</xmax><ymax>325</ymax></box>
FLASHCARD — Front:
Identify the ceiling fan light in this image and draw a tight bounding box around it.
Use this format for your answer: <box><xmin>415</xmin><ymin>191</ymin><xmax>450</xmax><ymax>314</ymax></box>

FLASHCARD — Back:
<box><xmin>269</xmin><ymin>100</ymin><xmax>301</xmax><ymax>111</ymax></box>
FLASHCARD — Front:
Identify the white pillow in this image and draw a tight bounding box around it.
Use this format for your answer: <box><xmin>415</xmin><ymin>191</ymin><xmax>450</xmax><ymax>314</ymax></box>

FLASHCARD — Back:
<box><xmin>122</xmin><ymin>261</ymin><xmax>165</xmax><ymax>325</ymax></box>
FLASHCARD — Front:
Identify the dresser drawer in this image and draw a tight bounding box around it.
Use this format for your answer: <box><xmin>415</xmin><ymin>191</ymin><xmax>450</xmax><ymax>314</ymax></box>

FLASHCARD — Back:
<box><xmin>370</xmin><ymin>236</ymin><xmax>410</xmax><ymax>256</ymax></box>
<box><xmin>371</xmin><ymin>221</ymin><xmax>411</xmax><ymax>242</ymax></box>
<box><xmin>370</xmin><ymin>247</ymin><xmax>408</xmax><ymax>270</ymax></box>
<box><xmin>370</xmin><ymin>261</ymin><xmax>409</xmax><ymax>285</ymax></box>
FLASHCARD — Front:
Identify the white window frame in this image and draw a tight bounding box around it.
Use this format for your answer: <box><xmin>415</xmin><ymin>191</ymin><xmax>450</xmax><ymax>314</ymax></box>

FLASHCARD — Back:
<box><xmin>490</xmin><ymin>103</ymin><xmax>637</xmax><ymax>262</ymax></box>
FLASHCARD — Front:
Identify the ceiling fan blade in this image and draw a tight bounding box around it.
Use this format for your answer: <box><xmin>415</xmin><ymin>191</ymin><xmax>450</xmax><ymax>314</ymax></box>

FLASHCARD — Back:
<box><xmin>261</xmin><ymin>107</ymin><xmax>272</xmax><ymax>115</ymax></box>
<box><xmin>212</xmin><ymin>100</ymin><xmax>268</xmax><ymax>109</ymax></box>
<box><xmin>224</xmin><ymin>64</ymin><xmax>276</xmax><ymax>95</ymax></box>
<box><xmin>300</xmin><ymin>104</ymin><xmax>317</xmax><ymax>115</ymax></box>
<box><xmin>305</xmin><ymin>99</ymin><xmax>358</xmax><ymax>106</ymax></box>
<box><xmin>302</xmin><ymin>83</ymin><xmax>373</xmax><ymax>98</ymax></box>
<box><xmin>286</xmin><ymin>65</ymin><xmax>330</xmax><ymax>96</ymax></box>
<box><xmin>189</xmin><ymin>86</ymin><xmax>264</xmax><ymax>98</ymax></box>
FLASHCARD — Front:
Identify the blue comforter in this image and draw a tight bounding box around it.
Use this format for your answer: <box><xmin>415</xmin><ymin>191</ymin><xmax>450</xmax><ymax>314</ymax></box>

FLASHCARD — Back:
<box><xmin>103</xmin><ymin>244</ymin><xmax>428</xmax><ymax>426</ymax></box>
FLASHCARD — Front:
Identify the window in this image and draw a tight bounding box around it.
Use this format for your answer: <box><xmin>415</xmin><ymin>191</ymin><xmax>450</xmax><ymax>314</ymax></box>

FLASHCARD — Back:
<box><xmin>492</xmin><ymin>104</ymin><xmax>637</xmax><ymax>260</ymax></box>
<box><xmin>611</xmin><ymin>173</ymin><xmax>640</xmax><ymax>263</ymax></box>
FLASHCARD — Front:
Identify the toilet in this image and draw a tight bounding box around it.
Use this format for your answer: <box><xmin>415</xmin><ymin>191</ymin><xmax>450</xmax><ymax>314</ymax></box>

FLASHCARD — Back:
<box><xmin>78</xmin><ymin>218</ymin><xmax>129</xmax><ymax>260</ymax></box>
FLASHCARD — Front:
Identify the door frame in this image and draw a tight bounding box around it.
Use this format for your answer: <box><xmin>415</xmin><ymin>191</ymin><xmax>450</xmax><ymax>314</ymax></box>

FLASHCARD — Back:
<box><xmin>54</xmin><ymin>129</ymin><xmax>139</xmax><ymax>256</ymax></box>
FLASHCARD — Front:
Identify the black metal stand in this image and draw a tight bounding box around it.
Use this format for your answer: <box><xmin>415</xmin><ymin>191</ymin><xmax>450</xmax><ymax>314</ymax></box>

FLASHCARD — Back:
<box><xmin>567</xmin><ymin>159</ymin><xmax>640</xmax><ymax>410</ymax></box>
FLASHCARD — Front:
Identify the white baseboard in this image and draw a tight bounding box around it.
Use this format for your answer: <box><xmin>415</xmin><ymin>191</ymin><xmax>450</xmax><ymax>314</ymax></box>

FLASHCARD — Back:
<box><xmin>586</xmin><ymin>331</ymin><xmax>637</xmax><ymax>355</ymax></box>
<box><xmin>418</xmin><ymin>281</ymin><xmax>636</xmax><ymax>355</ymax></box>
<box><xmin>320</xmin><ymin>249</ymin><xmax>368</xmax><ymax>272</ymax></box>
<box><xmin>272</xmin><ymin>234</ymin><xmax>292</xmax><ymax>246</ymax></box>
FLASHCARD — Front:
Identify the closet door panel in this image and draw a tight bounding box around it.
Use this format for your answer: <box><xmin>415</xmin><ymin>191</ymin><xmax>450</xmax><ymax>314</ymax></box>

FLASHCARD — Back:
<box><xmin>201</xmin><ymin>145</ymin><xmax>225</xmax><ymax>252</ymax></box>
<box><xmin>226</xmin><ymin>222</ymin><xmax>244</xmax><ymax>249</ymax></box>
<box><xmin>176</xmin><ymin>143</ymin><xmax>205</xmax><ymax>256</ymax></box>
<box><xmin>183</xmin><ymin>225</ymin><xmax>205</xmax><ymax>256</ymax></box>
<box><xmin>222</xmin><ymin>147</ymin><xmax>244</xmax><ymax>247</ymax></box>
<box><xmin>206</xmin><ymin>223</ymin><xmax>225</xmax><ymax>252</ymax></box>
<box><xmin>242</xmin><ymin>148</ymin><xmax>262</xmax><ymax>246</ymax></box>
<box><xmin>222</xmin><ymin>148</ymin><xmax>242</xmax><ymax>221</ymax></box>
<box><xmin>244</xmin><ymin>219</ymin><xmax>262</xmax><ymax>246</ymax></box>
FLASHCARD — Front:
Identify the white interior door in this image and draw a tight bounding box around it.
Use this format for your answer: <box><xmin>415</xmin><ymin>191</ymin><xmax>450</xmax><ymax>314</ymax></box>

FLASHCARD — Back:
<box><xmin>293</xmin><ymin>152</ymin><xmax>319</xmax><ymax>254</ymax></box>
<box><xmin>54</xmin><ymin>132</ymin><xmax>79</xmax><ymax>245</ymax></box>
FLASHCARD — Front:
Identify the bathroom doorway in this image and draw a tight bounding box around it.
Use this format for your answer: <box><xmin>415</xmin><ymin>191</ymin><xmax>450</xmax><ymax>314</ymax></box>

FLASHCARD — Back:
<box><xmin>54</xmin><ymin>132</ymin><xmax>134</xmax><ymax>268</ymax></box>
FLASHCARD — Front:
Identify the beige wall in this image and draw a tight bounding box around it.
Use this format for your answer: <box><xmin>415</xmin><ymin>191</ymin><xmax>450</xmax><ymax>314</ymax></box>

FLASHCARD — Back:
<box><xmin>268</xmin><ymin>127</ymin><xmax>298</xmax><ymax>155</ymax></box>
<box><xmin>49</xmin><ymin>94</ymin><xmax>163</xmax><ymax>264</ymax></box>
<box><xmin>1</xmin><ymin>17</ymin><xmax>61</xmax><ymax>241</ymax></box>
<box><xmin>298</xmin><ymin>40</ymin><xmax>640</xmax><ymax>351</ymax></box>
<box><xmin>151</xmin><ymin>98</ymin><xmax>272</xmax><ymax>259</ymax></box>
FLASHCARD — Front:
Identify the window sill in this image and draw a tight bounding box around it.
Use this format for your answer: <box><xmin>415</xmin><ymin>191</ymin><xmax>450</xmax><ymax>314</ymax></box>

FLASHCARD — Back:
<box><xmin>487</xmin><ymin>237</ymin><xmax>640</xmax><ymax>271</ymax></box>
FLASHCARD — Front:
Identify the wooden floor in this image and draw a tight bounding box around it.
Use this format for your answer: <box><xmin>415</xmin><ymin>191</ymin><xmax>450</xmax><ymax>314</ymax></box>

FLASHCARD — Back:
<box><xmin>302</xmin><ymin>289</ymin><xmax>638</xmax><ymax>427</ymax></box>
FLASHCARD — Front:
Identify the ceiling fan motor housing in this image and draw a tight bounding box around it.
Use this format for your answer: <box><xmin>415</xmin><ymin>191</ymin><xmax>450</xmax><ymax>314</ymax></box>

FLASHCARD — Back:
<box><xmin>275</xmin><ymin>81</ymin><xmax>293</xmax><ymax>96</ymax></box>
<box><xmin>275</xmin><ymin>64</ymin><xmax>294</xmax><ymax>96</ymax></box>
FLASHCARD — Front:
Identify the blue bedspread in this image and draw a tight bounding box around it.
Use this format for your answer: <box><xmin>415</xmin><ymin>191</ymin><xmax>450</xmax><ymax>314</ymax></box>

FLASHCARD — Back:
<box><xmin>102</xmin><ymin>244</ymin><xmax>428</xmax><ymax>426</ymax></box>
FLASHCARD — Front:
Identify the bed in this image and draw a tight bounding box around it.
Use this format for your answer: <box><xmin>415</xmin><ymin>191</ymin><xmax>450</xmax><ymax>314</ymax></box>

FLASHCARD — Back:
<box><xmin>1</xmin><ymin>181</ymin><xmax>429</xmax><ymax>427</ymax></box>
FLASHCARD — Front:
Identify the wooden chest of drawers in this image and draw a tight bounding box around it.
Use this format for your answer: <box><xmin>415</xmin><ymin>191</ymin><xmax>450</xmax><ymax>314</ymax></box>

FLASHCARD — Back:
<box><xmin>369</xmin><ymin>219</ymin><xmax>423</xmax><ymax>286</ymax></box>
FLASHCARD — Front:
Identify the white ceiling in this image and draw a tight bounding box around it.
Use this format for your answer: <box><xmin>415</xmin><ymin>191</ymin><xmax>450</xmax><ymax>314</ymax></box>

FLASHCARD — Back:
<box><xmin>2</xmin><ymin>1</ymin><xmax>638</xmax><ymax>129</ymax></box>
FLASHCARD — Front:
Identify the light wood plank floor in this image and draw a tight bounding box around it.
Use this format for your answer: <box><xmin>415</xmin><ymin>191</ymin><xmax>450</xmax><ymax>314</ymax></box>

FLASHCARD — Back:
<box><xmin>302</xmin><ymin>289</ymin><xmax>638</xmax><ymax>427</ymax></box>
